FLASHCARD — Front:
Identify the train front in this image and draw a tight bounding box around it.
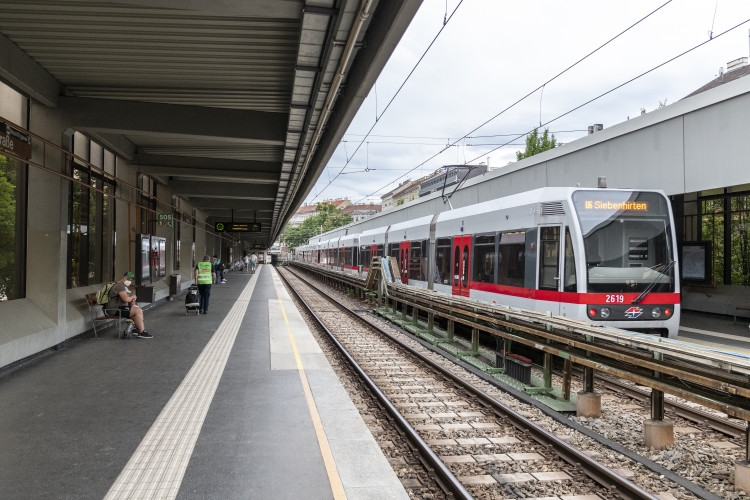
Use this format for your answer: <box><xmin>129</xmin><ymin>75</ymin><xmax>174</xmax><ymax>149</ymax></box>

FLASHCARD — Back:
<box><xmin>571</xmin><ymin>190</ymin><xmax>680</xmax><ymax>338</ymax></box>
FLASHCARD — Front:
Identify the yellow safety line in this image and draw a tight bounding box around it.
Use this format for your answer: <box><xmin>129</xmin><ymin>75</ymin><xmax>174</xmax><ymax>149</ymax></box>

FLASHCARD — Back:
<box><xmin>272</xmin><ymin>276</ymin><xmax>347</xmax><ymax>500</ymax></box>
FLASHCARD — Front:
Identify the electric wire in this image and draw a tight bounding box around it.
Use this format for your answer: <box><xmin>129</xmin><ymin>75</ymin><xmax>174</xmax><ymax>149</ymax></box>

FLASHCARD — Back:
<box><xmin>308</xmin><ymin>0</ymin><xmax>466</xmax><ymax>204</ymax></box>
<box><xmin>346</xmin><ymin>0</ymin><xmax>674</xmax><ymax>202</ymax></box>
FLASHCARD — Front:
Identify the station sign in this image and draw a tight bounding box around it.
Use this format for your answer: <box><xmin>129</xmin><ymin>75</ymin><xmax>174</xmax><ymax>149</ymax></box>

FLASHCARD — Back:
<box><xmin>214</xmin><ymin>222</ymin><xmax>262</xmax><ymax>233</ymax></box>
<box><xmin>157</xmin><ymin>213</ymin><xmax>173</xmax><ymax>227</ymax></box>
<box><xmin>0</xmin><ymin>120</ymin><xmax>32</xmax><ymax>160</ymax></box>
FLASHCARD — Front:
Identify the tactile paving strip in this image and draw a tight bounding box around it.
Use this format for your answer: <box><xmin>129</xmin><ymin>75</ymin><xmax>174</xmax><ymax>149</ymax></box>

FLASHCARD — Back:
<box><xmin>103</xmin><ymin>270</ymin><xmax>260</xmax><ymax>500</ymax></box>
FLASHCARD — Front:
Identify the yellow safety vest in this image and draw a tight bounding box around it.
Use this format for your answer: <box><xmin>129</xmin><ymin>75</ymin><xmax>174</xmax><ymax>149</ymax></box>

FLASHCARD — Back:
<box><xmin>197</xmin><ymin>261</ymin><xmax>213</xmax><ymax>285</ymax></box>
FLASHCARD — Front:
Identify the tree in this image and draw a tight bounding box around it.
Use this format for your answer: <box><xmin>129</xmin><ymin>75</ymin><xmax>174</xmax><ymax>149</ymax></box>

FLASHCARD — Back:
<box><xmin>515</xmin><ymin>128</ymin><xmax>557</xmax><ymax>161</ymax></box>
<box><xmin>280</xmin><ymin>202</ymin><xmax>353</xmax><ymax>249</ymax></box>
<box><xmin>0</xmin><ymin>154</ymin><xmax>16</xmax><ymax>297</ymax></box>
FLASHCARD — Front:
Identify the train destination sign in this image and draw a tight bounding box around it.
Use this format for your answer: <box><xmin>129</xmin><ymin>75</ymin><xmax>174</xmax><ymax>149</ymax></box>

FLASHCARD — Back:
<box><xmin>583</xmin><ymin>200</ymin><xmax>648</xmax><ymax>211</ymax></box>
<box><xmin>214</xmin><ymin>222</ymin><xmax>261</xmax><ymax>233</ymax></box>
<box><xmin>0</xmin><ymin>120</ymin><xmax>32</xmax><ymax>160</ymax></box>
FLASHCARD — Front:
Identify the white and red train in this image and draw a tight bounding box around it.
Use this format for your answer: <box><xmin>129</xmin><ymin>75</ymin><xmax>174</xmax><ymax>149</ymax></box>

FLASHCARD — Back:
<box><xmin>295</xmin><ymin>187</ymin><xmax>680</xmax><ymax>338</ymax></box>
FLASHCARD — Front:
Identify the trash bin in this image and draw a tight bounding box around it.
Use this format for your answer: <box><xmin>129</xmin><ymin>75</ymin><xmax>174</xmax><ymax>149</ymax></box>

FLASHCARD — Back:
<box><xmin>136</xmin><ymin>285</ymin><xmax>156</xmax><ymax>303</ymax></box>
<box><xmin>169</xmin><ymin>274</ymin><xmax>181</xmax><ymax>296</ymax></box>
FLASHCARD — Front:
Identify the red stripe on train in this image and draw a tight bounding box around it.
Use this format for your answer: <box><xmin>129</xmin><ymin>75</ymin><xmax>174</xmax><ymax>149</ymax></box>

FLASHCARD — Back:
<box><xmin>470</xmin><ymin>282</ymin><xmax>679</xmax><ymax>305</ymax></box>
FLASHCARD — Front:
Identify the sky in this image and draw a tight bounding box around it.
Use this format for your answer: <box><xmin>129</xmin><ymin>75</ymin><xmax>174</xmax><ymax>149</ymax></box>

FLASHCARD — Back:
<box><xmin>303</xmin><ymin>0</ymin><xmax>750</xmax><ymax>206</ymax></box>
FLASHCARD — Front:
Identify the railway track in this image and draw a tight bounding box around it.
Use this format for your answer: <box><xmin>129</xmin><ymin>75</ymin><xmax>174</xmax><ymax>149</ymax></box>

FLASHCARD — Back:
<box><xmin>278</xmin><ymin>267</ymin><xmax>661</xmax><ymax>500</ymax></box>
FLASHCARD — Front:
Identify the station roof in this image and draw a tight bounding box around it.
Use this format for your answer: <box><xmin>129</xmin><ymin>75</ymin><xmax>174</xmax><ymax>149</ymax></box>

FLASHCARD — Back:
<box><xmin>0</xmin><ymin>0</ymin><xmax>421</xmax><ymax>245</ymax></box>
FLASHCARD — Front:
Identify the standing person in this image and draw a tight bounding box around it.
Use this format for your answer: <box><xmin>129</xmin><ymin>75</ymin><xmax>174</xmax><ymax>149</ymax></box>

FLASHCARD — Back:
<box><xmin>194</xmin><ymin>255</ymin><xmax>216</xmax><ymax>314</ymax></box>
<box><xmin>242</xmin><ymin>253</ymin><xmax>249</xmax><ymax>272</ymax></box>
<box><xmin>250</xmin><ymin>252</ymin><xmax>258</xmax><ymax>274</ymax></box>
<box><xmin>106</xmin><ymin>272</ymin><xmax>152</xmax><ymax>338</ymax></box>
<box><xmin>216</xmin><ymin>258</ymin><xmax>226</xmax><ymax>284</ymax></box>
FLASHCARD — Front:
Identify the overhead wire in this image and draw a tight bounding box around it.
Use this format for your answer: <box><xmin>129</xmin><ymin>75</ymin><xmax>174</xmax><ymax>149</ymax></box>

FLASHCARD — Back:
<box><xmin>352</xmin><ymin>0</ymin><xmax>676</xmax><ymax>202</ymax></box>
<box><xmin>308</xmin><ymin>0</ymin><xmax>466</xmax><ymax>204</ymax></box>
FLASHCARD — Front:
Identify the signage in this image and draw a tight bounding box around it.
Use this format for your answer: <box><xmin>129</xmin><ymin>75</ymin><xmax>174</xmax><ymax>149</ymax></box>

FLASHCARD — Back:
<box><xmin>157</xmin><ymin>213</ymin><xmax>173</xmax><ymax>227</ymax></box>
<box><xmin>583</xmin><ymin>200</ymin><xmax>648</xmax><ymax>211</ymax></box>
<box><xmin>214</xmin><ymin>222</ymin><xmax>262</xmax><ymax>233</ymax></box>
<box><xmin>0</xmin><ymin>120</ymin><xmax>32</xmax><ymax>160</ymax></box>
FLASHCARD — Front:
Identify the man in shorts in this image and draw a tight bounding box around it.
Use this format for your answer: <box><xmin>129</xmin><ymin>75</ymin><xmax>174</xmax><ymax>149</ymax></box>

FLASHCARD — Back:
<box><xmin>105</xmin><ymin>272</ymin><xmax>152</xmax><ymax>338</ymax></box>
<box><xmin>250</xmin><ymin>252</ymin><xmax>258</xmax><ymax>273</ymax></box>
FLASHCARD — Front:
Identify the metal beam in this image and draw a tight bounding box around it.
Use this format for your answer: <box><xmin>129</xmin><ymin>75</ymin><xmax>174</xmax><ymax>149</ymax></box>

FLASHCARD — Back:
<box><xmin>0</xmin><ymin>32</ymin><xmax>63</xmax><ymax>107</ymax></box>
<box><xmin>137</xmin><ymin>166</ymin><xmax>279</xmax><ymax>184</ymax></box>
<box><xmin>95</xmin><ymin>0</ymin><xmax>302</xmax><ymax>17</ymax></box>
<box><xmin>60</xmin><ymin>97</ymin><xmax>287</xmax><ymax>145</ymax></box>
<box><xmin>188</xmin><ymin>199</ymin><xmax>274</xmax><ymax>211</ymax></box>
<box><xmin>133</xmin><ymin>154</ymin><xmax>279</xmax><ymax>172</ymax></box>
<box><xmin>170</xmin><ymin>181</ymin><xmax>277</xmax><ymax>199</ymax></box>
<box><xmin>85</xmin><ymin>132</ymin><xmax>137</xmax><ymax>160</ymax></box>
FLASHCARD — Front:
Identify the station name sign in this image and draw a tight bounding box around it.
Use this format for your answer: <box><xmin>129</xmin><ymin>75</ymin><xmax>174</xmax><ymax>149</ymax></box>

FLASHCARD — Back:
<box><xmin>583</xmin><ymin>200</ymin><xmax>648</xmax><ymax>211</ymax></box>
<box><xmin>214</xmin><ymin>222</ymin><xmax>262</xmax><ymax>233</ymax></box>
<box><xmin>0</xmin><ymin>120</ymin><xmax>32</xmax><ymax>160</ymax></box>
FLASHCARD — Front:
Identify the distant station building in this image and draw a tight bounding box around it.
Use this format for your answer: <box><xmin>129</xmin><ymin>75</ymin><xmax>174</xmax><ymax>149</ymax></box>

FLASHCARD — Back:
<box><xmin>418</xmin><ymin>164</ymin><xmax>488</xmax><ymax>198</ymax></box>
<box><xmin>341</xmin><ymin>202</ymin><xmax>382</xmax><ymax>222</ymax></box>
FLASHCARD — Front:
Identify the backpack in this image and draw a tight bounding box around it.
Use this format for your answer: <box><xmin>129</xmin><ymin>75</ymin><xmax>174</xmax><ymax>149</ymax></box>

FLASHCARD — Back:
<box><xmin>96</xmin><ymin>282</ymin><xmax>117</xmax><ymax>305</ymax></box>
<box><xmin>217</xmin><ymin>262</ymin><xmax>225</xmax><ymax>271</ymax></box>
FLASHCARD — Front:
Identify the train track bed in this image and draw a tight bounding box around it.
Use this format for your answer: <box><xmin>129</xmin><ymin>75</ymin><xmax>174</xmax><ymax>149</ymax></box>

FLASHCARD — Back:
<box><xmin>280</xmin><ymin>272</ymin><xmax>448</xmax><ymax>499</ymax></box>
<box><xmin>280</xmin><ymin>267</ymin><xmax>695</xmax><ymax>500</ymax></box>
<box><xmin>529</xmin><ymin>366</ymin><xmax>747</xmax><ymax>499</ymax></box>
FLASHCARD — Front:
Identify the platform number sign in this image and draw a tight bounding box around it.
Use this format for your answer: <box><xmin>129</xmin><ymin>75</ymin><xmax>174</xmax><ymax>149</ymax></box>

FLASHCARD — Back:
<box><xmin>158</xmin><ymin>213</ymin><xmax>173</xmax><ymax>228</ymax></box>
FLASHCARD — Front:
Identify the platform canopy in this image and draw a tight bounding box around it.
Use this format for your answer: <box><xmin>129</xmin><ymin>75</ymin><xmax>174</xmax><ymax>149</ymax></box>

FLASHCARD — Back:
<box><xmin>0</xmin><ymin>0</ymin><xmax>421</xmax><ymax>245</ymax></box>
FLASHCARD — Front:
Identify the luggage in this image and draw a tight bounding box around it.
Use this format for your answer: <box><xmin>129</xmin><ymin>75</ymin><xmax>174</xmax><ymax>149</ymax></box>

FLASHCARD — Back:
<box><xmin>185</xmin><ymin>285</ymin><xmax>201</xmax><ymax>315</ymax></box>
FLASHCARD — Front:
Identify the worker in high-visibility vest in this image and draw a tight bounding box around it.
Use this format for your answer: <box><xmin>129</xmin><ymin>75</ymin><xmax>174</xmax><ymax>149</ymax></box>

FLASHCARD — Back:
<box><xmin>194</xmin><ymin>254</ymin><xmax>216</xmax><ymax>314</ymax></box>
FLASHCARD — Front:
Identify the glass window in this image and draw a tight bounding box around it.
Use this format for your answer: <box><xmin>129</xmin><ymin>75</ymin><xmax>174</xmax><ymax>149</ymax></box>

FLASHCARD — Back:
<box><xmin>498</xmin><ymin>231</ymin><xmax>526</xmax><ymax>287</ymax></box>
<box><xmin>389</xmin><ymin>243</ymin><xmax>399</xmax><ymax>259</ymax></box>
<box><xmin>0</xmin><ymin>152</ymin><xmax>26</xmax><ymax>300</ymax></box>
<box><xmin>434</xmin><ymin>238</ymin><xmax>451</xmax><ymax>285</ymax></box>
<box><xmin>472</xmin><ymin>234</ymin><xmax>496</xmax><ymax>284</ymax></box>
<box><xmin>573</xmin><ymin>191</ymin><xmax>675</xmax><ymax>293</ymax></box>
<box><xmin>701</xmin><ymin>198</ymin><xmax>724</xmax><ymax>284</ymax></box>
<box><xmin>730</xmin><ymin>195</ymin><xmax>750</xmax><ymax>285</ymax></box>
<box><xmin>376</xmin><ymin>244</ymin><xmax>384</xmax><ymax>257</ymax></box>
<box><xmin>453</xmin><ymin>245</ymin><xmax>460</xmax><ymax>286</ymax></box>
<box><xmin>462</xmin><ymin>245</ymin><xmax>469</xmax><ymax>287</ymax></box>
<box><xmin>408</xmin><ymin>240</ymin><xmax>427</xmax><ymax>281</ymax></box>
<box><xmin>563</xmin><ymin>227</ymin><xmax>577</xmax><ymax>292</ymax></box>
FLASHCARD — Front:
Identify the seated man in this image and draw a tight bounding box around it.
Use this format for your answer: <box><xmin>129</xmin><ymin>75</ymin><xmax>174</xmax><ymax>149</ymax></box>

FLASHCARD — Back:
<box><xmin>105</xmin><ymin>272</ymin><xmax>152</xmax><ymax>338</ymax></box>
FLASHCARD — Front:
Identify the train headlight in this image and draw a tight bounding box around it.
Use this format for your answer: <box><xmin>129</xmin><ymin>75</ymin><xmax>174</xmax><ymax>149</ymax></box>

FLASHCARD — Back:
<box><xmin>600</xmin><ymin>307</ymin><xmax>611</xmax><ymax>319</ymax></box>
<box><xmin>652</xmin><ymin>307</ymin><xmax>661</xmax><ymax>318</ymax></box>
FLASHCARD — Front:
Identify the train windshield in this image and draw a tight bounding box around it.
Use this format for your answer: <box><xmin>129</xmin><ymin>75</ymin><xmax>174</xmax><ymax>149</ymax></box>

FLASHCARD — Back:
<box><xmin>572</xmin><ymin>191</ymin><xmax>675</xmax><ymax>293</ymax></box>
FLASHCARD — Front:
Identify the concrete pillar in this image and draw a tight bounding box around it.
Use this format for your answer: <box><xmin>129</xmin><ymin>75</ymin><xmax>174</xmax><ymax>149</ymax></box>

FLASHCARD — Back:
<box><xmin>643</xmin><ymin>419</ymin><xmax>674</xmax><ymax>449</ymax></box>
<box><xmin>576</xmin><ymin>391</ymin><xmax>601</xmax><ymax>418</ymax></box>
<box><xmin>735</xmin><ymin>461</ymin><xmax>750</xmax><ymax>493</ymax></box>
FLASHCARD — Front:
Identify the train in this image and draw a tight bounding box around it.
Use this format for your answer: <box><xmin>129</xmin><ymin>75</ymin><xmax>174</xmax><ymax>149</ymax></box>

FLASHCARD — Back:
<box><xmin>294</xmin><ymin>187</ymin><xmax>680</xmax><ymax>338</ymax></box>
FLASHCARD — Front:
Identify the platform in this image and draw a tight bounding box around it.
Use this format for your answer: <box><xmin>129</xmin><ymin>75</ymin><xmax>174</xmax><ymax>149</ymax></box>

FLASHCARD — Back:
<box><xmin>0</xmin><ymin>265</ymin><xmax>407</xmax><ymax>500</ymax></box>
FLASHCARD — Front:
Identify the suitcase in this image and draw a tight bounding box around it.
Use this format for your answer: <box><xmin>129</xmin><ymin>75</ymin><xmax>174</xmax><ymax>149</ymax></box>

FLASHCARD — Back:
<box><xmin>185</xmin><ymin>285</ymin><xmax>201</xmax><ymax>315</ymax></box>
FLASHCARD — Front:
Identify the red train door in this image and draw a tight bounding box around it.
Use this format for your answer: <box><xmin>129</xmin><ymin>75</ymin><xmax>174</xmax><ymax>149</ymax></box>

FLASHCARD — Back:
<box><xmin>399</xmin><ymin>241</ymin><xmax>410</xmax><ymax>284</ymax></box>
<box><xmin>451</xmin><ymin>235</ymin><xmax>472</xmax><ymax>297</ymax></box>
<box><xmin>370</xmin><ymin>244</ymin><xmax>377</xmax><ymax>268</ymax></box>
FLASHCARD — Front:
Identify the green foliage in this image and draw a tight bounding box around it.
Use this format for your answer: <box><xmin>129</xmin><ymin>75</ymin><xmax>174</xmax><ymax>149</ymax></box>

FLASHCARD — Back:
<box><xmin>0</xmin><ymin>154</ymin><xmax>16</xmax><ymax>296</ymax></box>
<box><xmin>281</xmin><ymin>202</ymin><xmax>353</xmax><ymax>249</ymax></box>
<box><xmin>396</xmin><ymin>199</ymin><xmax>405</xmax><ymax>206</ymax></box>
<box><xmin>515</xmin><ymin>128</ymin><xmax>557</xmax><ymax>161</ymax></box>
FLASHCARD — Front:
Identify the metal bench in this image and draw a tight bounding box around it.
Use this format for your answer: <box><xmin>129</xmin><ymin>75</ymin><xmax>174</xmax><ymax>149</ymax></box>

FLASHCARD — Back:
<box><xmin>85</xmin><ymin>293</ymin><xmax>134</xmax><ymax>338</ymax></box>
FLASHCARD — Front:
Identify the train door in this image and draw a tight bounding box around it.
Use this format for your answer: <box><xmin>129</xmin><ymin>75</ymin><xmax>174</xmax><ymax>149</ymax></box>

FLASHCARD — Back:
<box><xmin>451</xmin><ymin>235</ymin><xmax>472</xmax><ymax>297</ymax></box>
<box><xmin>370</xmin><ymin>244</ymin><xmax>377</xmax><ymax>268</ymax></box>
<box><xmin>538</xmin><ymin>226</ymin><xmax>562</xmax><ymax>315</ymax></box>
<box><xmin>399</xmin><ymin>241</ymin><xmax>410</xmax><ymax>284</ymax></box>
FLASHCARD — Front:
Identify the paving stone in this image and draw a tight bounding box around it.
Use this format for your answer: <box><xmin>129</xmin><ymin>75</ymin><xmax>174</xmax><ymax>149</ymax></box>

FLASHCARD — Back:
<box><xmin>709</xmin><ymin>441</ymin><xmax>740</xmax><ymax>449</ymax></box>
<box><xmin>532</xmin><ymin>471</ymin><xmax>572</xmax><ymax>482</ymax></box>
<box><xmin>442</xmin><ymin>423</ymin><xmax>473</xmax><ymax>430</ymax></box>
<box><xmin>440</xmin><ymin>455</ymin><xmax>476</xmax><ymax>463</ymax></box>
<box><xmin>430</xmin><ymin>412</ymin><xmax>458</xmax><ymax>419</ymax></box>
<box><xmin>400</xmin><ymin>478</ymin><xmax>423</xmax><ymax>488</ymax></box>
<box><xmin>473</xmin><ymin>454</ymin><xmax>512</xmax><ymax>462</ymax></box>
<box><xmin>415</xmin><ymin>424</ymin><xmax>442</xmax><ymax>431</ymax></box>
<box><xmin>459</xmin><ymin>475</ymin><xmax>498</xmax><ymax>485</ymax></box>
<box><xmin>612</xmin><ymin>468</ymin><xmax>635</xmax><ymax>478</ymax></box>
<box><xmin>458</xmin><ymin>412</ymin><xmax>485</xmax><ymax>418</ymax></box>
<box><xmin>471</xmin><ymin>422</ymin><xmax>501</xmax><ymax>429</ymax></box>
<box><xmin>507</xmin><ymin>453</ymin><xmax>544</xmax><ymax>461</ymax></box>
<box><xmin>427</xmin><ymin>439</ymin><xmax>457</xmax><ymax>446</ymax></box>
<box><xmin>674</xmin><ymin>426</ymin><xmax>701</xmax><ymax>434</ymax></box>
<box><xmin>489</xmin><ymin>436</ymin><xmax>521</xmax><ymax>444</ymax></box>
<box><xmin>404</xmin><ymin>413</ymin><xmax>430</xmax><ymax>421</ymax></box>
<box><xmin>493</xmin><ymin>472</ymin><xmax>535</xmax><ymax>484</ymax></box>
<box><xmin>456</xmin><ymin>437</ymin><xmax>491</xmax><ymax>445</ymax></box>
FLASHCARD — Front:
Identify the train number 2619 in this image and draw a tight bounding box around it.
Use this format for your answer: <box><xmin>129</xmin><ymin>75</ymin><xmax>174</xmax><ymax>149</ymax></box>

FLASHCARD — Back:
<box><xmin>605</xmin><ymin>294</ymin><xmax>625</xmax><ymax>303</ymax></box>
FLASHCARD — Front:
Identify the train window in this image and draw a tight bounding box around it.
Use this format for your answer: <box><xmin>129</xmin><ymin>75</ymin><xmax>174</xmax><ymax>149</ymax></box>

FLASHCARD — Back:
<box><xmin>434</xmin><ymin>238</ymin><xmax>452</xmax><ymax>285</ymax></box>
<box><xmin>453</xmin><ymin>245</ymin><xmax>460</xmax><ymax>286</ymax></box>
<box><xmin>462</xmin><ymin>245</ymin><xmax>469</xmax><ymax>287</ymax></box>
<box><xmin>472</xmin><ymin>234</ymin><xmax>496</xmax><ymax>284</ymax></box>
<box><xmin>408</xmin><ymin>240</ymin><xmax>427</xmax><ymax>281</ymax></box>
<box><xmin>376</xmin><ymin>244</ymin><xmax>384</xmax><ymax>257</ymax></box>
<box><xmin>389</xmin><ymin>243</ymin><xmax>399</xmax><ymax>259</ymax></box>
<box><xmin>360</xmin><ymin>245</ymin><xmax>371</xmax><ymax>268</ymax></box>
<box><xmin>564</xmin><ymin>228</ymin><xmax>577</xmax><ymax>292</ymax></box>
<box><xmin>539</xmin><ymin>227</ymin><xmax>561</xmax><ymax>290</ymax></box>
<box><xmin>334</xmin><ymin>248</ymin><xmax>341</xmax><ymax>267</ymax></box>
<box><xmin>498</xmin><ymin>231</ymin><xmax>526</xmax><ymax>287</ymax></box>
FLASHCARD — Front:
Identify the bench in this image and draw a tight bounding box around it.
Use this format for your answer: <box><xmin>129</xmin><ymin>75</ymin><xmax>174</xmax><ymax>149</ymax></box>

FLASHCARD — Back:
<box><xmin>735</xmin><ymin>305</ymin><xmax>750</xmax><ymax>325</ymax></box>
<box><xmin>85</xmin><ymin>293</ymin><xmax>134</xmax><ymax>338</ymax></box>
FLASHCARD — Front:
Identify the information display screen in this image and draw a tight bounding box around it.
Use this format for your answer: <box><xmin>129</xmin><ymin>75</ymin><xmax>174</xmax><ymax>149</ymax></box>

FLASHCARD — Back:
<box><xmin>214</xmin><ymin>222</ymin><xmax>261</xmax><ymax>233</ymax></box>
